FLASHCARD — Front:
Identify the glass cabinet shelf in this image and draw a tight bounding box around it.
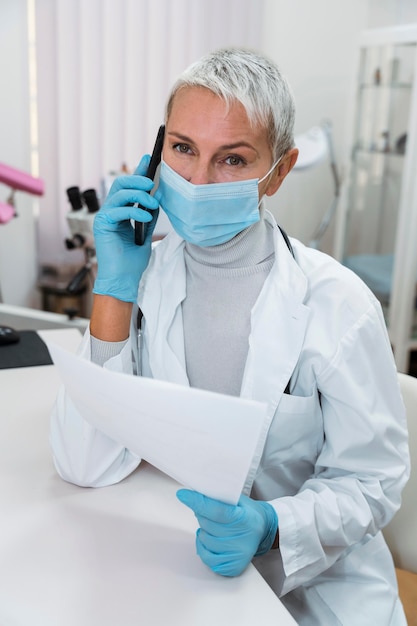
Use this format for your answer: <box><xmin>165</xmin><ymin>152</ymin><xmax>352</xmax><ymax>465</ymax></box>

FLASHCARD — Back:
<box><xmin>334</xmin><ymin>24</ymin><xmax>417</xmax><ymax>372</ymax></box>
<box><xmin>359</xmin><ymin>82</ymin><xmax>412</xmax><ymax>88</ymax></box>
<box><xmin>353</xmin><ymin>148</ymin><xmax>406</xmax><ymax>156</ymax></box>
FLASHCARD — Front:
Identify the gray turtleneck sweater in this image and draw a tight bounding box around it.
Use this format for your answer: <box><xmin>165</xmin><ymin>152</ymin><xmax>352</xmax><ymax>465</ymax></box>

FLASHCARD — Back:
<box><xmin>91</xmin><ymin>217</ymin><xmax>275</xmax><ymax>396</ymax></box>
<box><xmin>182</xmin><ymin>218</ymin><xmax>275</xmax><ymax>396</ymax></box>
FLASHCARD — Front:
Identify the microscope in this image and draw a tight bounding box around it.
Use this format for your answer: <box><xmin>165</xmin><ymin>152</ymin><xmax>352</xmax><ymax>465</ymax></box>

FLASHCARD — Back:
<box><xmin>64</xmin><ymin>186</ymin><xmax>99</xmax><ymax>303</ymax></box>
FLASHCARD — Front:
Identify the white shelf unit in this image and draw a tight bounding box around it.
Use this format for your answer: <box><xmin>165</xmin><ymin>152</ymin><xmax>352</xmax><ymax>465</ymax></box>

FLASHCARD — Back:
<box><xmin>334</xmin><ymin>24</ymin><xmax>417</xmax><ymax>373</ymax></box>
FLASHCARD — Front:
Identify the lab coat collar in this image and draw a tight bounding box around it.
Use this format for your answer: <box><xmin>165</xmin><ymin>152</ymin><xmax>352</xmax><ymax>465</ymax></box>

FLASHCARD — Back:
<box><xmin>139</xmin><ymin>212</ymin><xmax>310</xmax><ymax>401</ymax></box>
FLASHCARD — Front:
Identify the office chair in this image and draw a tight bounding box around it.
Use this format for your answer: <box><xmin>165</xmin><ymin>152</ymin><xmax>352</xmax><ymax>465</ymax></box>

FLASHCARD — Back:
<box><xmin>383</xmin><ymin>372</ymin><xmax>417</xmax><ymax>625</ymax></box>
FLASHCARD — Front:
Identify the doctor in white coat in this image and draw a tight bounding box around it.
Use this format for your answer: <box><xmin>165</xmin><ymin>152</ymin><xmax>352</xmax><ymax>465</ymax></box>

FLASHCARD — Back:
<box><xmin>50</xmin><ymin>48</ymin><xmax>409</xmax><ymax>625</ymax></box>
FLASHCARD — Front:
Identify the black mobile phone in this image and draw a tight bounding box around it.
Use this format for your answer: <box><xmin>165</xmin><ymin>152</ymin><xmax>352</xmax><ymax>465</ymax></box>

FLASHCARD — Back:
<box><xmin>134</xmin><ymin>125</ymin><xmax>165</xmax><ymax>245</ymax></box>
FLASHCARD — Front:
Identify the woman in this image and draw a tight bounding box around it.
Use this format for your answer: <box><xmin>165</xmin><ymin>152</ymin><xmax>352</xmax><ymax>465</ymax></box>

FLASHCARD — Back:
<box><xmin>50</xmin><ymin>48</ymin><xmax>409</xmax><ymax>625</ymax></box>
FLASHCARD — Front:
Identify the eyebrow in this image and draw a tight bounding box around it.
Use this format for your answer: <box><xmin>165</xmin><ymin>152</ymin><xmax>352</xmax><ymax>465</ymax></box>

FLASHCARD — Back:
<box><xmin>167</xmin><ymin>131</ymin><xmax>258</xmax><ymax>153</ymax></box>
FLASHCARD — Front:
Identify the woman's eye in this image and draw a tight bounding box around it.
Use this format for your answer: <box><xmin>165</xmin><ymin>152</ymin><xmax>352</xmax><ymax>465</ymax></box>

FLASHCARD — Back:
<box><xmin>173</xmin><ymin>143</ymin><xmax>191</xmax><ymax>154</ymax></box>
<box><xmin>224</xmin><ymin>155</ymin><xmax>245</xmax><ymax>166</ymax></box>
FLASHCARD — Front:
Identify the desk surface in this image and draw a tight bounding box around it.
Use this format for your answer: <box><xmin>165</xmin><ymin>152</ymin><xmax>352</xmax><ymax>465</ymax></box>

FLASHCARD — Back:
<box><xmin>0</xmin><ymin>329</ymin><xmax>296</xmax><ymax>625</ymax></box>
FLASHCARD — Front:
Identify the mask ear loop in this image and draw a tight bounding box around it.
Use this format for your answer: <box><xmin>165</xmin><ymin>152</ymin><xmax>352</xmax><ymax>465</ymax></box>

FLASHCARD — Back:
<box><xmin>257</xmin><ymin>155</ymin><xmax>284</xmax><ymax>208</ymax></box>
<box><xmin>258</xmin><ymin>154</ymin><xmax>283</xmax><ymax>185</ymax></box>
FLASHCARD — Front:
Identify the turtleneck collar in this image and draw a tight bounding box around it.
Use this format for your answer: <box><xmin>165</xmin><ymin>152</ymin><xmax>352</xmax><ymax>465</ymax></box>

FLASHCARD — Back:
<box><xmin>184</xmin><ymin>210</ymin><xmax>275</xmax><ymax>269</ymax></box>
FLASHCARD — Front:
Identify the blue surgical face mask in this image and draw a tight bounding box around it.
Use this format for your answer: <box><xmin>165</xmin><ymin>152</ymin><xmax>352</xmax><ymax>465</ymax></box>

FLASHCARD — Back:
<box><xmin>154</xmin><ymin>159</ymin><xmax>281</xmax><ymax>247</ymax></box>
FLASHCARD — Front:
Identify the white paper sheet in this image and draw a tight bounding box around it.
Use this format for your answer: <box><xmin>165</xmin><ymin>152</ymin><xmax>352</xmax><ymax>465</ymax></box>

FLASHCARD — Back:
<box><xmin>47</xmin><ymin>342</ymin><xmax>268</xmax><ymax>504</ymax></box>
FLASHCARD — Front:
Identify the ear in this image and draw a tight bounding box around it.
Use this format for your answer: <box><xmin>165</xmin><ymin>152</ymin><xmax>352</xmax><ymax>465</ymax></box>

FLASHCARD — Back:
<box><xmin>264</xmin><ymin>148</ymin><xmax>299</xmax><ymax>197</ymax></box>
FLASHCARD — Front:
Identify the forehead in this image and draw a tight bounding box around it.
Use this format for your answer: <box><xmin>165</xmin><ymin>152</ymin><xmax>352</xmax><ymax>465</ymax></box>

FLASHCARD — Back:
<box><xmin>167</xmin><ymin>86</ymin><xmax>270</xmax><ymax>148</ymax></box>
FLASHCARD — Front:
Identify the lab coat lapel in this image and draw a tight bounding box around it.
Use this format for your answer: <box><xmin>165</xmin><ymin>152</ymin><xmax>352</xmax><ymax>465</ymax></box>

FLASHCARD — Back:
<box><xmin>240</xmin><ymin>219</ymin><xmax>310</xmax><ymax>494</ymax></box>
<box><xmin>241</xmin><ymin>219</ymin><xmax>310</xmax><ymax>412</ymax></box>
<box><xmin>139</xmin><ymin>234</ymin><xmax>189</xmax><ymax>385</ymax></box>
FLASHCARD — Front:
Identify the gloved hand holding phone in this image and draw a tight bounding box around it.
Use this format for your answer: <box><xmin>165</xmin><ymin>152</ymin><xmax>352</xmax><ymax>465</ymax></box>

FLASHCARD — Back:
<box><xmin>177</xmin><ymin>489</ymin><xmax>278</xmax><ymax>577</ymax></box>
<box><xmin>92</xmin><ymin>155</ymin><xmax>160</xmax><ymax>303</ymax></box>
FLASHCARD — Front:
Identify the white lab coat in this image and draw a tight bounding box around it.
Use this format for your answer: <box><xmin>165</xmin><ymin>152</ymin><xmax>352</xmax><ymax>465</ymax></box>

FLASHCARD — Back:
<box><xmin>50</xmin><ymin>212</ymin><xmax>409</xmax><ymax>625</ymax></box>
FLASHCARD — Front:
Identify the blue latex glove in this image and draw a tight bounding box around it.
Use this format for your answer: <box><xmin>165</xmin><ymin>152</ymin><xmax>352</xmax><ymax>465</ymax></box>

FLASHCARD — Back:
<box><xmin>177</xmin><ymin>489</ymin><xmax>278</xmax><ymax>577</ymax></box>
<box><xmin>92</xmin><ymin>155</ymin><xmax>160</xmax><ymax>302</ymax></box>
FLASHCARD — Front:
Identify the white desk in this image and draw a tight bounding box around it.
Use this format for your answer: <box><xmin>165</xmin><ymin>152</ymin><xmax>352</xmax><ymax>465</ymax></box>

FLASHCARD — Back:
<box><xmin>0</xmin><ymin>329</ymin><xmax>296</xmax><ymax>626</ymax></box>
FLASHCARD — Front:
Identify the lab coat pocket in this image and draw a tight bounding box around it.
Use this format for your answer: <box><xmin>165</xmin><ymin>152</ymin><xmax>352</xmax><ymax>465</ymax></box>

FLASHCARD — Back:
<box><xmin>252</xmin><ymin>389</ymin><xmax>323</xmax><ymax>500</ymax></box>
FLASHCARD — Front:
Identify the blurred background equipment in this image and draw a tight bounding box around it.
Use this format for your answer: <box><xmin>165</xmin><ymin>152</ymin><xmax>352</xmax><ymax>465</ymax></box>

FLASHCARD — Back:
<box><xmin>0</xmin><ymin>162</ymin><xmax>45</xmax><ymax>302</ymax></box>
<box><xmin>37</xmin><ymin>185</ymin><xmax>99</xmax><ymax>320</ymax></box>
<box><xmin>293</xmin><ymin>121</ymin><xmax>341</xmax><ymax>251</ymax></box>
<box><xmin>65</xmin><ymin>186</ymin><xmax>99</xmax><ymax>294</ymax></box>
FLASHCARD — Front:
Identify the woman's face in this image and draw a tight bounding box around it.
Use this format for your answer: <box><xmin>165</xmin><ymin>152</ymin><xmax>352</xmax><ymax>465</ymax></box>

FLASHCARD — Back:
<box><xmin>163</xmin><ymin>86</ymin><xmax>296</xmax><ymax>198</ymax></box>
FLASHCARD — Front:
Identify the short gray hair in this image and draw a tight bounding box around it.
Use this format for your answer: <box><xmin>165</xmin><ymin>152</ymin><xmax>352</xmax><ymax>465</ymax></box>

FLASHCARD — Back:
<box><xmin>165</xmin><ymin>47</ymin><xmax>296</xmax><ymax>161</ymax></box>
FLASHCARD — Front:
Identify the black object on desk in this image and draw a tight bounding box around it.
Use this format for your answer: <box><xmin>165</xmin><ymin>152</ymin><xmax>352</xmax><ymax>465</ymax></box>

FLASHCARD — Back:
<box><xmin>0</xmin><ymin>330</ymin><xmax>52</xmax><ymax>369</ymax></box>
<box><xmin>0</xmin><ymin>326</ymin><xmax>20</xmax><ymax>345</ymax></box>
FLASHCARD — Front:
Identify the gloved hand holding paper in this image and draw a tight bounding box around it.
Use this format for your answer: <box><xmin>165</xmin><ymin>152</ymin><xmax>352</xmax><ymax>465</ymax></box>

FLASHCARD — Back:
<box><xmin>47</xmin><ymin>343</ymin><xmax>269</xmax><ymax>505</ymax></box>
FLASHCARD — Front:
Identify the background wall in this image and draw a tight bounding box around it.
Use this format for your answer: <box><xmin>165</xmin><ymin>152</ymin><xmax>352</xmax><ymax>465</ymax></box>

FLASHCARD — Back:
<box><xmin>33</xmin><ymin>0</ymin><xmax>265</xmax><ymax>271</ymax></box>
<box><xmin>1</xmin><ymin>0</ymin><xmax>417</xmax><ymax>310</ymax></box>
<box><xmin>261</xmin><ymin>0</ymin><xmax>368</xmax><ymax>250</ymax></box>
